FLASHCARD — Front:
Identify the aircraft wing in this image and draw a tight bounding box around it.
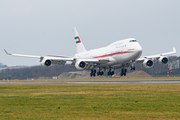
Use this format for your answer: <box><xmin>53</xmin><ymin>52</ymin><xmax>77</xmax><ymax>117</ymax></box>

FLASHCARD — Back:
<box><xmin>4</xmin><ymin>49</ymin><xmax>109</xmax><ymax>66</ymax></box>
<box><xmin>136</xmin><ymin>47</ymin><xmax>176</xmax><ymax>62</ymax></box>
<box><xmin>4</xmin><ymin>49</ymin><xmax>42</xmax><ymax>58</ymax></box>
<box><xmin>4</xmin><ymin>49</ymin><xmax>75</xmax><ymax>64</ymax></box>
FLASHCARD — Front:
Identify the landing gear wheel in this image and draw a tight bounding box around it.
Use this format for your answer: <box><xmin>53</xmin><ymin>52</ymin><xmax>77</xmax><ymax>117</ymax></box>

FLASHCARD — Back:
<box><xmin>108</xmin><ymin>71</ymin><xmax>114</xmax><ymax>76</ymax></box>
<box><xmin>121</xmin><ymin>69</ymin><xmax>124</xmax><ymax>76</ymax></box>
<box><xmin>93</xmin><ymin>73</ymin><xmax>96</xmax><ymax>77</ymax></box>
<box><xmin>97</xmin><ymin>72</ymin><xmax>99</xmax><ymax>76</ymax></box>
<box><xmin>100</xmin><ymin>71</ymin><xmax>104</xmax><ymax>76</ymax></box>
<box><xmin>90</xmin><ymin>73</ymin><xmax>93</xmax><ymax>77</ymax></box>
<box><xmin>121</xmin><ymin>69</ymin><xmax>127</xmax><ymax>76</ymax></box>
<box><xmin>108</xmin><ymin>71</ymin><xmax>111</xmax><ymax>76</ymax></box>
<box><xmin>124</xmin><ymin>69</ymin><xmax>127</xmax><ymax>76</ymax></box>
<box><xmin>90</xmin><ymin>69</ymin><xmax>96</xmax><ymax>77</ymax></box>
<box><xmin>111</xmin><ymin>71</ymin><xmax>114</xmax><ymax>75</ymax></box>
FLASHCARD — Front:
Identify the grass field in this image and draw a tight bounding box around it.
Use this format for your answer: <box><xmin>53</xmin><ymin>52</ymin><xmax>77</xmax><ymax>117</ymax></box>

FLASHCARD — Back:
<box><xmin>0</xmin><ymin>83</ymin><xmax>180</xmax><ymax>120</ymax></box>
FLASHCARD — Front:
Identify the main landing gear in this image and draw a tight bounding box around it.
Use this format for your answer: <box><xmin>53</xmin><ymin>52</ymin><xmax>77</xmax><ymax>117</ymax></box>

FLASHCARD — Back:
<box><xmin>90</xmin><ymin>69</ymin><xmax>96</xmax><ymax>77</ymax></box>
<box><xmin>121</xmin><ymin>69</ymin><xmax>127</xmax><ymax>76</ymax></box>
<box><xmin>90</xmin><ymin>68</ymin><xmax>104</xmax><ymax>77</ymax></box>
<box><xmin>120</xmin><ymin>65</ymin><xmax>135</xmax><ymax>77</ymax></box>
<box><xmin>108</xmin><ymin>71</ymin><xmax>114</xmax><ymax>76</ymax></box>
<box><xmin>108</xmin><ymin>68</ymin><xmax>114</xmax><ymax>76</ymax></box>
<box><xmin>97</xmin><ymin>71</ymin><xmax>104</xmax><ymax>76</ymax></box>
<box><xmin>90</xmin><ymin>68</ymin><xmax>113</xmax><ymax>77</ymax></box>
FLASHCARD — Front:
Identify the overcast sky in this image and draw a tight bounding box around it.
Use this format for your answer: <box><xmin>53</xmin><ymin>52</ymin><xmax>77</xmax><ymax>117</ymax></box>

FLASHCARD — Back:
<box><xmin>0</xmin><ymin>0</ymin><xmax>179</xmax><ymax>66</ymax></box>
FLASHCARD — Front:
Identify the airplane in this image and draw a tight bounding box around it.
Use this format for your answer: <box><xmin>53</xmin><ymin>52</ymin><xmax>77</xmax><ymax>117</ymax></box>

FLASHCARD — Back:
<box><xmin>4</xmin><ymin>27</ymin><xmax>176</xmax><ymax>77</ymax></box>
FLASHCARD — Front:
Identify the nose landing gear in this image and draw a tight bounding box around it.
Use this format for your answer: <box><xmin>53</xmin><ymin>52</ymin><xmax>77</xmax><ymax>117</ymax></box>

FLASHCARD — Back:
<box><xmin>130</xmin><ymin>66</ymin><xmax>135</xmax><ymax>70</ymax></box>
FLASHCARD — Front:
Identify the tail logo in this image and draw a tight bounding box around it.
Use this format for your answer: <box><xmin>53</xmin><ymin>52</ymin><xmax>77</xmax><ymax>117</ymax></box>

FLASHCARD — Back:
<box><xmin>74</xmin><ymin>36</ymin><xmax>81</xmax><ymax>44</ymax></box>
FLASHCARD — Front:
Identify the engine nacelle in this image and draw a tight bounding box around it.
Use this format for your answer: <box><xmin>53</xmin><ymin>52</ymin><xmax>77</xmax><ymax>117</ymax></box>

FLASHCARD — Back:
<box><xmin>158</xmin><ymin>56</ymin><xmax>168</xmax><ymax>65</ymax></box>
<box><xmin>75</xmin><ymin>61</ymin><xmax>86</xmax><ymax>70</ymax></box>
<box><xmin>143</xmin><ymin>59</ymin><xmax>154</xmax><ymax>68</ymax></box>
<box><xmin>41</xmin><ymin>59</ymin><xmax>52</xmax><ymax>67</ymax></box>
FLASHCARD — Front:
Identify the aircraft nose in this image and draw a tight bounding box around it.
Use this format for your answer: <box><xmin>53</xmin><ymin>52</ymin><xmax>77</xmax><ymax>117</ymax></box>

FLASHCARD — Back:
<box><xmin>136</xmin><ymin>44</ymin><xmax>142</xmax><ymax>56</ymax></box>
<box><xmin>138</xmin><ymin>45</ymin><xmax>142</xmax><ymax>52</ymax></box>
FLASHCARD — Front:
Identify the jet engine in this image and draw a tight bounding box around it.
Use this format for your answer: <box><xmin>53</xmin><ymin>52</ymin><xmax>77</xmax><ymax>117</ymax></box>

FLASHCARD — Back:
<box><xmin>75</xmin><ymin>61</ymin><xmax>86</xmax><ymax>69</ymax></box>
<box><xmin>41</xmin><ymin>59</ymin><xmax>52</xmax><ymax>67</ymax></box>
<box><xmin>143</xmin><ymin>59</ymin><xmax>153</xmax><ymax>68</ymax></box>
<box><xmin>158</xmin><ymin>56</ymin><xmax>168</xmax><ymax>65</ymax></box>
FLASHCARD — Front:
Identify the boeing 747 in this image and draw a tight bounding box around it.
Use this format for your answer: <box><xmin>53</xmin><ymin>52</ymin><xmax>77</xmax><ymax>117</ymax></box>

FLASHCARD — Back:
<box><xmin>5</xmin><ymin>28</ymin><xmax>176</xmax><ymax>77</ymax></box>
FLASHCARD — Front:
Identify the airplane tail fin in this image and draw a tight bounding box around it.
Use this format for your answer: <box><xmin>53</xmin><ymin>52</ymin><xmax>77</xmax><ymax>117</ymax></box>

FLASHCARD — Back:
<box><xmin>73</xmin><ymin>27</ymin><xmax>87</xmax><ymax>54</ymax></box>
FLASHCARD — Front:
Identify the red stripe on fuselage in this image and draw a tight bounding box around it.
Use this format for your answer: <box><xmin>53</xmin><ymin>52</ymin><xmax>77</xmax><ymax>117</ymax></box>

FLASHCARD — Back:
<box><xmin>94</xmin><ymin>51</ymin><xmax>134</xmax><ymax>58</ymax></box>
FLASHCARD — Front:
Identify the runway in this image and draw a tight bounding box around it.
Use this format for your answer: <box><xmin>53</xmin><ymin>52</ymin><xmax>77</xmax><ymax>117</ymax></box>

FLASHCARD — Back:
<box><xmin>0</xmin><ymin>81</ymin><xmax>180</xmax><ymax>84</ymax></box>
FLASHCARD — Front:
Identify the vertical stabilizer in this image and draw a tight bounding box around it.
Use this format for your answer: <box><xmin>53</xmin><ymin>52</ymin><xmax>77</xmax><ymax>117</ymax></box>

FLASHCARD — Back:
<box><xmin>73</xmin><ymin>27</ymin><xmax>87</xmax><ymax>54</ymax></box>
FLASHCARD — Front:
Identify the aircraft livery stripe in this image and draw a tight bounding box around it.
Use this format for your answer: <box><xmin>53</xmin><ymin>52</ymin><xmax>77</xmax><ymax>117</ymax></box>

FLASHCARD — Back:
<box><xmin>74</xmin><ymin>36</ymin><xmax>81</xmax><ymax>43</ymax></box>
<box><xmin>94</xmin><ymin>51</ymin><xmax>134</xmax><ymax>58</ymax></box>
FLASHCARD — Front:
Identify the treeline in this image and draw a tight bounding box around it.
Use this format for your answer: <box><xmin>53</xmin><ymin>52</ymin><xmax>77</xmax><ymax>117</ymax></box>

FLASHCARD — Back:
<box><xmin>0</xmin><ymin>56</ymin><xmax>179</xmax><ymax>80</ymax></box>
<box><xmin>0</xmin><ymin>62</ymin><xmax>7</xmax><ymax>68</ymax></box>
<box><xmin>0</xmin><ymin>65</ymin><xmax>78</xmax><ymax>80</ymax></box>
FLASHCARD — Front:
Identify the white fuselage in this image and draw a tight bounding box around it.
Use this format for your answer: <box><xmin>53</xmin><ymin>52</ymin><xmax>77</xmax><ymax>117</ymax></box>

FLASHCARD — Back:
<box><xmin>75</xmin><ymin>38</ymin><xmax>142</xmax><ymax>67</ymax></box>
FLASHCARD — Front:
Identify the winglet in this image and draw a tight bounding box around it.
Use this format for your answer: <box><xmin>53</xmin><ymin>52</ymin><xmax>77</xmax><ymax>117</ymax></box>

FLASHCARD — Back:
<box><xmin>4</xmin><ymin>49</ymin><xmax>12</xmax><ymax>55</ymax></box>
<box><xmin>173</xmin><ymin>47</ymin><xmax>176</xmax><ymax>53</ymax></box>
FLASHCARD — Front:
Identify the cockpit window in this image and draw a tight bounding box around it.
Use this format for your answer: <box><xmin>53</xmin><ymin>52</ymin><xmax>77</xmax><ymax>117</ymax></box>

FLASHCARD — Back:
<box><xmin>129</xmin><ymin>40</ymin><xmax>137</xmax><ymax>42</ymax></box>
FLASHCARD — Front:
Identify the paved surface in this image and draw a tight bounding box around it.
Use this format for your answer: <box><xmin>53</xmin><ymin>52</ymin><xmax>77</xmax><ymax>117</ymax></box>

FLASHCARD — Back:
<box><xmin>0</xmin><ymin>81</ymin><xmax>180</xmax><ymax>84</ymax></box>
